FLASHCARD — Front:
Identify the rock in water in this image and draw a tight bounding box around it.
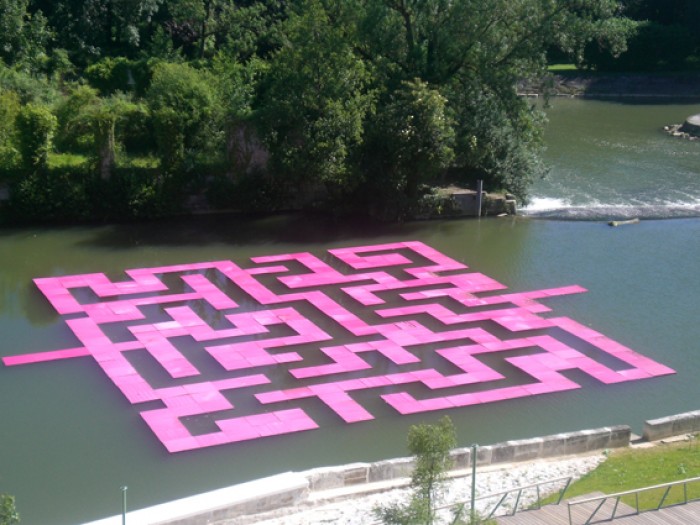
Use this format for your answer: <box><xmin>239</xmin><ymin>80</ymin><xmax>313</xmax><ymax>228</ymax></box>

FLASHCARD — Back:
<box><xmin>680</xmin><ymin>114</ymin><xmax>700</xmax><ymax>137</ymax></box>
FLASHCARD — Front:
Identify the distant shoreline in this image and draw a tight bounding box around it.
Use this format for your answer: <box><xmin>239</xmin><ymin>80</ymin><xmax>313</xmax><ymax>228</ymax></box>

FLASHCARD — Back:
<box><xmin>520</xmin><ymin>72</ymin><xmax>700</xmax><ymax>98</ymax></box>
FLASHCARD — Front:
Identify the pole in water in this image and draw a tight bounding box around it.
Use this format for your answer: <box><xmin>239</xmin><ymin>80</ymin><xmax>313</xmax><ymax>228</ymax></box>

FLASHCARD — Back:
<box><xmin>471</xmin><ymin>443</ymin><xmax>478</xmax><ymax>523</ymax></box>
<box><xmin>121</xmin><ymin>486</ymin><xmax>128</xmax><ymax>525</ymax></box>
<box><xmin>476</xmin><ymin>180</ymin><xmax>483</xmax><ymax>217</ymax></box>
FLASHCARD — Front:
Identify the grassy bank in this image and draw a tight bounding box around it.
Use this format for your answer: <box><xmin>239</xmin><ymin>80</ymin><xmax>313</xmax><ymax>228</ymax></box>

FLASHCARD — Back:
<box><xmin>548</xmin><ymin>439</ymin><xmax>700</xmax><ymax>510</ymax></box>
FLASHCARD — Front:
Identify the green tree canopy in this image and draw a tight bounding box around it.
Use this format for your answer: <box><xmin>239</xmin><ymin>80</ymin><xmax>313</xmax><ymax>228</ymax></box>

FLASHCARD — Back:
<box><xmin>257</xmin><ymin>0</ymin><xmax>374</xmax><ymax>197</ymax></box>
<box><xmin>146</xmin><ymin>61</ymin><xmax>222</xmax><ymax>172</ymax></box>
<box><xmin>15</xmin><ymin>102</ymin><xmax>57</xmax><ymax>170</ymax></box>
<box><xmin>1</xmin><ymin>0</ymin><xmax>642</xmax><ymax>223</ymax></box>
<box><xmin>0</xmin><ymin>0</ymin><xmax>51</xmax><ymax>72</ymax></box>
<box><xmin>349</xmin><ymin>0</ymin><xmax>632</xmax><ymax>203</ymax></box>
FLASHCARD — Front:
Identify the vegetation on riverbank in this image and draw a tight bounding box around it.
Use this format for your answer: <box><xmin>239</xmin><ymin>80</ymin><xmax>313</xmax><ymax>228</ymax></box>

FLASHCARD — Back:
<box><xmin>548</xmin><ymin>438</ymin><xmax>700</xmax><ymax>510</ymax></box>
<box><xmin>0</xmin><ymin>0</ymin><xmax>677</xmax><ymax>225</ymax></box>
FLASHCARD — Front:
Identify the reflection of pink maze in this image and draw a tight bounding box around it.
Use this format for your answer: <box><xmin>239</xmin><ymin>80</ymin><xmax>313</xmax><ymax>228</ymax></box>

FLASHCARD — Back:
<box><xmin>2</xmin><ymin>241</ymin><xmax>675</xmax><ymax>452</ymax></box>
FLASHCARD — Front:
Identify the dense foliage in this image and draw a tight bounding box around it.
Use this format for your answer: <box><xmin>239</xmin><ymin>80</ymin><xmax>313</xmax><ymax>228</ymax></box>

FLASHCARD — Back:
<box><xmin>0</xmin><ymin>0</ymin><xmax>652</xmax><ymax>223</ymax></box>
<box><xmin>581</xmin><ymin>0</ymin><xmax>700</xmax><ymax>70</ymax></box>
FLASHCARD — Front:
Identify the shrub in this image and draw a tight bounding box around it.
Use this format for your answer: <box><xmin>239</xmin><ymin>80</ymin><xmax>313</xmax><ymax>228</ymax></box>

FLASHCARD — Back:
<box><xmin>15</xmin><ymin>103</ymin><xmax>57</xmax><ymax>170</ymax></box>
<box><xmin>375</xmin><ymin>417</ymin><xmax>457</xmax><ymax>525</ymax></box>
<box><xmin>85</xmin><ymin>57</ymin><xmax>154</xmax><ymax>96</ymax></box>
<box><xmin>146</xmin><ymin>62</ymin><xmax>222</xmax><ymax>174</ymax></box>
<box><xmin>5</xmin><ymin>165</ymin><xmax>184</xmax><ymax>224</ymax></box>
<box><xmin>0</xmin><ymin>64</ymin><xmax>59</xmax><ymax>105</ymax></box>
<box><xmin>0</xmin><ymin>494</ymin><xmax>19</xmax><ymax>525</ymax></box>
<box><xmin>87</xmin><ymin>167</ymin><xmax>183</xmax><ymax>219</ymax></box>
<box><xmin>54</xmin><ymin>85</ymin><xmax>100</xmax><ymax>153</ymax></box>
<box><xmin>7</xmin><ymin>167</ymin><xmax>91</xmax><ymax>223</ymax></box>
<box><xmin>206</xmin><ymin>171</ymin><xmax>288</xmax><ymax>213</ymax></box>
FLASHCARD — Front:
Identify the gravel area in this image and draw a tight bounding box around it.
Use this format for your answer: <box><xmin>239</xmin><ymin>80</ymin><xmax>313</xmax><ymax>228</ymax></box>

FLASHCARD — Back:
<box><xmin>246</xmin><ymin>453</ymin><xmax>606</xmax><ymax>524</ymax></box>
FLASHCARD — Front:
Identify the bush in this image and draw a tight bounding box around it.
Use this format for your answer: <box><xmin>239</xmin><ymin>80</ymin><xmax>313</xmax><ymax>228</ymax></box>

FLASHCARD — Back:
<box><xmin>375</xmin><ymin>417</ymin><xmax>457</xmax><ymax>525</ymax></box>
<box><xmin>84</xmin><ymin>57</ymin><xmax>154</xmax><ymax>96</ymax></box>
<box><xmin>206</xmin><ymin>171</ymin><xmax>288</xmax><ymax>213</ymax></box>
<box><xmin>0</xmin><ymin>64</ymin><xmax>59</xmax><ymax>105</ymax></box>
<box><xmin>146</xmin><ymin>62</ymin><xmax>222</xmax><ymax>174</ymax></box>
<box><xmin>54</xmin><ymin>85</ymin><xmax>100</xmax><ymax>153</ymax></box>
<box><xmin>0</xmin><ymin>494</ymin><xmax>19</xmax><ymax>525</ymax></box>
<box><xmin>7</xmin><ymin>167</ymin><xmax>91</xmax><ymax>223</ymax></box>
<box><xmin>87</xmin><ymin>168</ymin><xmax>184</xmax><ymax>219</ymax></box>
<box><xmin>4</xmin><ymin>165</ymin><xmax>184</xmax><ymax>225</ymax></box>
<box><xmin>15</xmin><ymin>103</ymin><xmax>57</xmax><ymax>170</ymax></box>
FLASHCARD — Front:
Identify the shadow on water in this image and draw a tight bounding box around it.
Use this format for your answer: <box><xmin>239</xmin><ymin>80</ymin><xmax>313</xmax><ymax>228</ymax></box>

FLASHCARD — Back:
<box><xmin>552</xmin><ymin>71</ymin><xmax>700</xmax><ymax>106</ymax></box>
<box><xmin>72</xmin><ymin>212</ymin><xmax>465</xmax><ymax>250</ymax></box>
<box><xmin>577</xmin><ymin>95</ymin><xmax>700</xmax><ymax>106</ymax></box>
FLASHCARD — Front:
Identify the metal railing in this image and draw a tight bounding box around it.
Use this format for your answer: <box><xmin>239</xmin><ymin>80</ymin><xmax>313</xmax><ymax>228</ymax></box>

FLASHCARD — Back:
<box><xmin>566</xmin><ymin>475</ymin><xmax>700</xmax><ymax>525</ymax></box>
<box><xmin>442</xmin><ymin>475</ymin><xmax>573</xmax><ymax>521</ymax></box>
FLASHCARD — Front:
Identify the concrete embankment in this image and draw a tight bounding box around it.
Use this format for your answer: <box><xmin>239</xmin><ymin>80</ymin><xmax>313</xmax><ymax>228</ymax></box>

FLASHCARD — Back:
<box><xmin>86</xmin><ymin>409</ymin><xmax>700</xmax><ymax>525</ymax></box>
<box><xmin>85</xmin><ymin>426</ymin><xmax>628</xmax><ymax>525</ymax></box>
<box><xmin>643</xmin><ymin>410</ymin><xmax>700</xmax><ymax>441</ymax></box>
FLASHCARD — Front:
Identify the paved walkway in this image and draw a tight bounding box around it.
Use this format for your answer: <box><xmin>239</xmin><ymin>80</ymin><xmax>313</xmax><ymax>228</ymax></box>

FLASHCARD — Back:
<box><xmin>495</xmin><ymin>494</ymin><xmax>700</xmax><ymax>525</ymax></box>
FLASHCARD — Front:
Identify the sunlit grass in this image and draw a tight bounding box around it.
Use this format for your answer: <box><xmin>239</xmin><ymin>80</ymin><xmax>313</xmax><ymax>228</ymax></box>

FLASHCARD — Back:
<box><xmin>119</xmin><ymin>154</ymin><xmax>159</xmax><ymax>169</ymax></box>
<box><xmin>47</xmin><ymin>152</ymin><xmax>160</xmax><ymax>170</ymax></box>
<box><xmin>48</xmin><ymin>152</ymin><xmax>88</xmax><ymax>168</ymax></box>
<box><xmin>545</xmin><ymin>439</ymin><xmax>700</xmax><ymax>510</ymax></box>
<box><xmin>548</xmin><ymin>63</ymin><xmax>578</xmax><ymax>72</ymax></box>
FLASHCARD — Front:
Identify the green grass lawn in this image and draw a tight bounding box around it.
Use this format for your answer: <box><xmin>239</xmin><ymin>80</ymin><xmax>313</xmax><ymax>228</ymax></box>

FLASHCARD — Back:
<box><xmin>548</xmin><ymin>439</ymin><xmax>700</xmax><ymax>511</ymax></box>
<box><xmin>47</xmin><ymin>152</ymin><xmax>159</xmax><ymax>169</ymax></box>
<box><xmin>548</xmin><ymin>63</ymin><xmax>578</xmax><ymax>72</ymax></box>
<box><xmin>48</xmin><ymin>152</ymin><xmax>88</xmax><ymax>168</ymax></box>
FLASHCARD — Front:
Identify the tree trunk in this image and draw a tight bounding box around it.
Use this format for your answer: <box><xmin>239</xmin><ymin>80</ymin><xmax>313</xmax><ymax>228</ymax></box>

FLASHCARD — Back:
<box><xmin>99</xmin><ymin>122</ymin><xmax>116</xmax><ymax>181</ymax></box>
<box><xmin>199</xmin><ymin>0</ymin><xmax>213</xmax><ymax>59</ymax></box>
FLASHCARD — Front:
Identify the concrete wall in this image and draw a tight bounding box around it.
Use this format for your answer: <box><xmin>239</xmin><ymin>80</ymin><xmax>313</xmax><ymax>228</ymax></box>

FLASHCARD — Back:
<box><xmin>85</xmin><ymin>473</ymin><xmax>309</xmax><ymax>525</ymax></box>
<box><xmin>84</xmin><ymin>425</ymin><xmax>630</xmax><ymax>525</ymax></box>
<box><xmin>304</xmin><ymin>425</ymin><xmax>631</xmax><ymax>494</ymax></box>
<box><xmin>642</xmin><ymin>410</ymin><xmax>700</xmax><ymax>442</ymax></box>
<box><xmin>450</xmin><ymin>191</ymin><xmax>517</xmax><ymax>217</ymax></box>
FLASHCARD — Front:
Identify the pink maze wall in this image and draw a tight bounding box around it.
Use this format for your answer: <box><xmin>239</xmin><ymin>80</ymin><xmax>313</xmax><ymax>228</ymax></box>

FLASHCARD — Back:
<box><xmin>3</xmin><ymin>241</ymin><xmax>674</xmax><ymax>452</ymax></box>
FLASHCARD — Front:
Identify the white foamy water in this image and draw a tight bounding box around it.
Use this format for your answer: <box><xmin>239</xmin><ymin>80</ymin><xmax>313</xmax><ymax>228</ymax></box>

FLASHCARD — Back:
<box><xmin>522</xmin><ymin>196</ymin><xmax>700</xmax><ymax>220</ymax></box>
<box><xmin>530</xmin><ymin>98</ymin><xmax>700</xmax><ymax>221</ymax></box>
<box><xmin>522</xmin><ymin>197</ymin><xmax>573</xmax><ymax>213</ymax></box>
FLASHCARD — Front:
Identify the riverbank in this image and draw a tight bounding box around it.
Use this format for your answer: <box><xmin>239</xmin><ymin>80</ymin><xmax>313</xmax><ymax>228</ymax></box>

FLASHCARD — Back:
<box><xmin>90</xmin><ymin>410</ymin><xmax>700</xmax><ymax>525</ymax></box>
<box><xmin>85</xmin><ymin>411</ymin><xmax>700</xmax><ymax>524</ymax></box>
<box><xmin>248</xmin><ymin>454</ymin><xmax>605</xmax><ymax>525</ymax></box>
<box><xmin>86</xmin><ymin>425</ymin><xmax>624</xmax><ymax>525</ymax></box>
<box><xmin>520</xmin><ymin>72</ymin><xmax>700</xmax><ymax>98</ymax></box>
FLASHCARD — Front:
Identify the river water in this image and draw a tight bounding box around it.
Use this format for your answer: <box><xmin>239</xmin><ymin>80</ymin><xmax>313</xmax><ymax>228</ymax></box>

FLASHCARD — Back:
<box><xmin>525</xmin><ymin>97</ymin><xmax>700</xmax><ymax>219</ymax></box>
<box><xmin>0</xmin><ymin>98</ymin><xmax>699</xmax><ymax>525</ymax></box>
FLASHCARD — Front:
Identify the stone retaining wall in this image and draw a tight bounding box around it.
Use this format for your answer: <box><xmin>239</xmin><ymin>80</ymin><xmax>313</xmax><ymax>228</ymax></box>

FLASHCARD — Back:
<box><xmin>85</xmin><ymin>425</ymin><xmax>630</xmax><ymax>525</ymax></box>
<box><xmin>449</xmin><ymin>190</ymin><xmax>517</xmax><ymax>217</ymax></box>
<box><xmin>88</xmin><ymin>413</ymin><xmax>700</xmax><ymax>525</ymax></box>
<box><xmin>642</xmin><ymin>410</ymin><xmax>700</xmax><ymax>442</ymax></box>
